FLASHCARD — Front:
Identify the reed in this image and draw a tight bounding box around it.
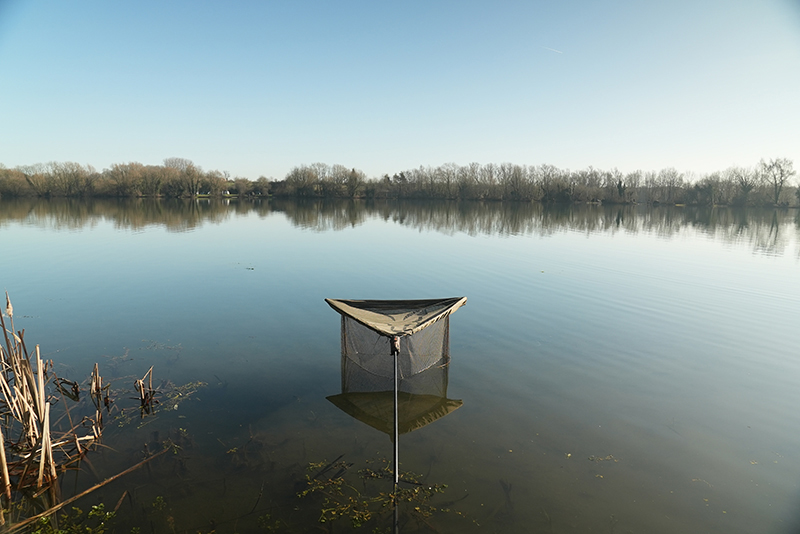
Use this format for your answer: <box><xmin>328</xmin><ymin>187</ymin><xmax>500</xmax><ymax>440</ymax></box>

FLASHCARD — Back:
<box><xmin>134</xmin><ymin>365</ymin><xmax>158</xmax><ymax>414</ymax></box>
<box><xmin>0</xmin><ymin>293</ymin><xmax>103</xmax><ymax>521</ymax></box>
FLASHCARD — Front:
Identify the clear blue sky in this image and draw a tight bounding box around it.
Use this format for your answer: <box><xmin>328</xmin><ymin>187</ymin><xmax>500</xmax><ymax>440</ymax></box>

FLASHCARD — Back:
<box><xmin>1</xmin><ymin>0</ymin><xmax>799</xmax><ymax>180</ymax></box>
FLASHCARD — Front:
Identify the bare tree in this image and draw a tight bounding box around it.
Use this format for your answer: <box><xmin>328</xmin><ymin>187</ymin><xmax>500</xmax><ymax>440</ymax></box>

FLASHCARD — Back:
<box><xmin>182</xmin><ymin>165</ymin><xmax>203</xmax><ymax>197</ymax></box>
<box><xmin>759</xmin><ymin>158</ymin><xmax>795</xmax><ymax>205</ymax></box>
<box><xmin>162</xmin><ymin>157</ymin><xmax>202</xmax><ymax>196</ymax></box>
<box><xmin>327</xmin><ymin>164</ymin><xmax>349</xmax><ymax>197</ymax></box>
<box><xmin>0</xmin><ymin>166</ymin><xmax>29</xmax><ymax>196</ymax></box>
<box><xmin>48</xmin><ymin>162</ymin><xmax>93</xmax><ymax>196</ymax></box>
<box><xmin>139</xmin><ymin>165</ymin><xmax>168</xmax><ymax>196</ymax></box>
<box><xmin>345</xmin><ymin>168</ymin><xmax>365</xmax><ymax>198</ymax></box>
<box><xmin>19</xmin><ymin>163</ymin><xmax>51</xmax><ymax>196</ymax></box>
<box><xmin>163</xmin><ymin>157</ymin><xmax>193</xmax><ymax>172</ymax></box>
<box><xmin>727</xmin><ymin>166</ymin><xmax>758</xmax><ymax>206</ymax></box>
<box><xmin>106</xmin><ymin>162</ymin><xmax>144</xmax><ymax>197</ymax></box>
<box><xmin>623</xmin><ymin>170</ymin><xmax>643</xmax><ymax>203</ymax></box>
<box><xmin>233</xmin><ymin>177</ymin><xmax>252</xmax><ymax>197</ymax></box>
<box><xmin>203</xmin><ymin>170</ymin><xmax>229</xmax><ymax>196</ymax></box>
<box><xmin>658</xmin><ymin>168</ymin><xmax>684</xmax><ymax>204</ymax></box>
<box><xmin>439</xmin><ymin>163</ymin><xmax>459</xmax><ymax>199</ymax></box>
<box><xmin>253</xmin><ymin>176</ymin><xmax>271</xmax><ymax>196</ymax></box>
<box><xmin>285</xmin><ymin>165</ymin><xmax>318</xmax><ymax>196</ymax></box>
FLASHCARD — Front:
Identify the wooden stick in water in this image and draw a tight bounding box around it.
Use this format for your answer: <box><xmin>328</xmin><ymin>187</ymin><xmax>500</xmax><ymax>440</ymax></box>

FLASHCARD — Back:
<box><xmin>5</xmin><ymin>446</ymin><xmax>169</xmax><ymax>534</ymax></box>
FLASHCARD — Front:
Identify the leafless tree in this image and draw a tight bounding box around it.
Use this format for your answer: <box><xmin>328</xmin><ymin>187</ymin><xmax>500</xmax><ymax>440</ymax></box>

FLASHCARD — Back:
<box><xmin>106</xmin><ymin>162</ymin><xmax>144</xmax><ymax>197</ymax></box>
<box><xmin>162</xmin><ymin>157</ymin><xmax>203</xmax><ymax>196</ymax></box>
<box><xmin>346</xmin><ymin>169</ymin><xmax>365</xmax><ymax>198</ymax></box>
<box><xmin>726</xmin><ymin>166</ymin><xmax>758</xmax><ymax>206</ymax></box>
<box><xmin>658</xmin><ymin>168</ymin><xmax>684</xmax><ymax>204</ymax></box>
<box><xmin>203</xmin><ymin>170</ymin><xmax>229</xmax><ymax>196</ymax></box>
<box><xmin>233</xmin><ymin>177</ymin><xmax>252</xmax><ymax>197</ymax></box>
<box><xmin>48</xmin><ymin>162</ymin><xmax>93</xmax><ymax>196</ymax></box>
<box><xmin>163</xmin><ymin>157</ymin><xmax>193</xmax><ymax>172</ymax></box>
<box><xmin>0</xmin><ymin>166</ymin><xmax>28</xmax><ymax>196</ymax></box>
<box><xmin>759</xmin><ymin>158</ymin><xmax>795</xmax><ymax>205</ymax></box>
<box><xmin>286</xmin><ymin>165</ymin><xmax>318</xmax><ymax>196</ymax></box>
<box><xmin>19</xmin><ymin>163</ymin><xmax>51</xmax><ymax>196</ymax></box>
<box><xmin>139</xmin><ymin>165</ymin><xmax>169</xmax><ymax>196</ymax></box>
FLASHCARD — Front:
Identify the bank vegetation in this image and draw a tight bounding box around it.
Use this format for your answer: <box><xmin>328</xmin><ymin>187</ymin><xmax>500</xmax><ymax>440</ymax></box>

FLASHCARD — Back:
<box><xmin>1</xmin><ymin>157</ymin><xmax>797</xmax><ymax>207</ymax></box>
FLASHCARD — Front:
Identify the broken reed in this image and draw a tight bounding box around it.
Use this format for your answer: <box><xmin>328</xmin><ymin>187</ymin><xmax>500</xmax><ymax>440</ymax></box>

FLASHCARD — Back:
<box><xmin>0</xmin><ymin>292</ymin><xmax>103</xmax><ymax>524</ymax></box>
<box><xmin>134</xmin><ymin>366</ymin><xmax>158</xmax><ymax>414</ymax></box>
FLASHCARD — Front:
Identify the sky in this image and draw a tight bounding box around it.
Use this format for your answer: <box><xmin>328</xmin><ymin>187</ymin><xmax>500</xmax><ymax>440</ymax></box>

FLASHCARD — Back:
<box><xmin>1</xmin><ymin>0</ymin><xmax>799</xmax><ymax>180</ymax></box>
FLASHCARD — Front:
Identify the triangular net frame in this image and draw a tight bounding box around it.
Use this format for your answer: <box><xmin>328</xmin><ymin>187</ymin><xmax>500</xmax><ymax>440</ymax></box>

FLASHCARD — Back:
<box><xmin>325</xmin><ymin>297</ymin><xmax>466</xmax><ymax>398</ymax></box>
<box><xmin>325</xmin><ymin>298</ymin><xmax>466</xmax><ymax>487</ymax></box>
<box><xmin>325</xmin><ymin>297</ymin><xmax>467</xmax><ymax>533</ymax></box>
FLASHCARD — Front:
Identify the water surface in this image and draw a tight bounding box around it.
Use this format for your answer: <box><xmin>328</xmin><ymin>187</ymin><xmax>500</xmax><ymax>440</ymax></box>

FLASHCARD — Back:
<box><xmin>2</xmin><ymin>198</ymin><xmax>799</xmax><ymax>533</ymax></box>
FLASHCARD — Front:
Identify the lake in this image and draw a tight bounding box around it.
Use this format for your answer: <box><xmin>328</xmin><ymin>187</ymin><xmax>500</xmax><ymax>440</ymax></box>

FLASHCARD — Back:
<box><xmin>2</xmin><ymin>198</ymin><xmax>799</xmax><ymax>533</ymax></box>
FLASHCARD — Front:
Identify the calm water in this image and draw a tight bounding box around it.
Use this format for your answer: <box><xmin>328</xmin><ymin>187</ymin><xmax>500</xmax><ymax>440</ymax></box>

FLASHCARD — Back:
<box><xmin>2</xmin><ymin>198</ymin><xmax>800</xmax><ymax>533</ymax></box>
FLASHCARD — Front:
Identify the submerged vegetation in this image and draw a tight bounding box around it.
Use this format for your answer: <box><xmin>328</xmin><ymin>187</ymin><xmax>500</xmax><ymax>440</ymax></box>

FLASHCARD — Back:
<box><xmin>298</xmin><ymin>456</ymin><xmax>474</xmax><ymax>531</ymax></box>
<box><xmin>1</xmin><ymin>157</ymin><xmax>797</xmax><ymax>206</ymax></box>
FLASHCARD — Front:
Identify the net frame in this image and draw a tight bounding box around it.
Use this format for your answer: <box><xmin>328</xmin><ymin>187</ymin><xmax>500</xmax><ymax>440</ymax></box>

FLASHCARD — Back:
<box><xmin>325</xmin><ymin>297</ymin><xmax>466</xmax><ymax>494</ymax></box>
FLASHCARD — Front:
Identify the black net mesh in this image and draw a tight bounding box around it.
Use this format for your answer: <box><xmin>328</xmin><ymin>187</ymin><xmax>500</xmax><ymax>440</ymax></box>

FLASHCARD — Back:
<box><xmin>341</xmin><ymin>315</ymin><xmax>450</xmax><ymax>397</ymax></box>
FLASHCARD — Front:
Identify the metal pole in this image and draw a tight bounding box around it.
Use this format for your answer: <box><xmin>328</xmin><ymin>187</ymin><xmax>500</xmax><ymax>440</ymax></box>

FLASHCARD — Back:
<box><xmin>392</xmin><ymin>336</ymin><xmax>399</xmax><ymax>485</ymax></box>
<box><xmin>391</xmin><ymin>335</ymin><xmax>400</xmax><ymax>533</ymax></box>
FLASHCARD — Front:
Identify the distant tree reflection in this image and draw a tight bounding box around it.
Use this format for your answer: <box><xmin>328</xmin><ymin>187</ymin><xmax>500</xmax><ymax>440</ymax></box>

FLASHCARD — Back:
<box><xmin>1</xmin><ymin>198</ymin><xmax>797</xmax><ymax>256</ymax></box>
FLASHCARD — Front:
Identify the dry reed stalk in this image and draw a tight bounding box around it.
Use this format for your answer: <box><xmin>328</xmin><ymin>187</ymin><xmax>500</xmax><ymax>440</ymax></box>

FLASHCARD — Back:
<box><xmin>91</xmin><ymin>363</ymin><xmax>101</xmax><ymax>399</ymax></box>
<box><xmin>36</xmin><ymin>404</ymin><xmax>49</xmax><ymax>489</ymax></box>
<box><xmin>3</xmin><ymin>292</ymin><xmax>13</xmax><ymax>349</ymax></box>
<box><xmin>134</xmin><ymin>366</ymin><xmax>157</xmax><ymax>413</ymax></box>
<box><xmin>18</xmin><ymin>387</ymin><xmax>39</xmax><ymax>442</ymax></box>
<box><xmin>89</xmin><ymin>363</ymin><xmax>107</xmax><ymax>429</ymax></box>
<box><xmin>49</xmin><ymin>435</ymin><xmax>95</xmax><ymax>450</ymax></box>
<box><xmin>36</xmin><ymin>348</ymin><xmax>47</xmax><ymax>423</ymax></box>
<box><xmin>0</xmin><ymin>294</ymin><xmax>113</xmax><ymax>519</ymax></box>
<box><xmin>45</xmin><ymin>403</ymin><xmax>57</xmax><ymax>483</ymax></box>
<box><xmin>0</xmin><ymin>375</ymin><xmax>21</xmax><ymax>421</ymax></box>
<box><xmin>14</xmin><ymin>389</ymin><xmax>39</xmax><ymax>444</ymax></box>
<box><xmin>0</xmin><ymin>424</ymin><xmax>11</xmax><ymax>500</ymax></box>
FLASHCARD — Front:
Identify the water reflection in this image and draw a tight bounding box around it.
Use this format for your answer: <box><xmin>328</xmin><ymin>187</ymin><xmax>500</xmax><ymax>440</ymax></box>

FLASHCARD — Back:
<box><xmin>327</xmin><ymin>384</ymin><xmax>462</xmax><ymax>437</ymax></box>
<box><xmin>0</xmin><ymin>197</ymin><xmax>257</xmax><ymax>232</ymax></box>
<box><xmin>1</xmin><ymin>197</ymin><xmax>797</xmax><ymax>255</ymax></box>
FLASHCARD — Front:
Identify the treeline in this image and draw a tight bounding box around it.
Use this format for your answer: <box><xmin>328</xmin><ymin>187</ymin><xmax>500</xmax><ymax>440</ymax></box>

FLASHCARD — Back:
<box><xmin>279</xmin><ymin>159</ymin><xmax>798</xmax><ymax>207</ymax></box>
<box><xmin>0</xmin><ymin>158</ymin><xmax>270</xmax><ymax>199</ymax></box>
<box><xmin>1</xmin><ymin>157</ymin><xmax>797</xmax><ymax>206</ymax></box>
